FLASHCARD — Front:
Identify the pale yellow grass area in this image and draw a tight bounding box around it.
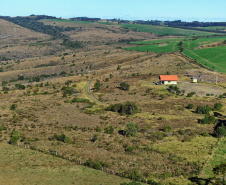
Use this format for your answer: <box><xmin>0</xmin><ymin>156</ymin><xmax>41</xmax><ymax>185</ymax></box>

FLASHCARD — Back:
<box><xmin>0</xmin><ymin>143</ymin><xmax>130</xmax><ymax>185</ymax></box>
<box><xmin>153</xmin><ymin>136</ymin><xmax>218</xmax><ymax>163</ymax></box>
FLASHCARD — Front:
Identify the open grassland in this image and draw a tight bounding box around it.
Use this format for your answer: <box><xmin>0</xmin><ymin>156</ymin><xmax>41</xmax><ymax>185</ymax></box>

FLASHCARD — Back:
<box><xmin>0</xmin><ymin>143</ymin><xmax>130</xmax><ymax>185</ymax></box>
<box><xmin>122</xmin><ymin>24</ymin><xmax>221</xmax><ymax>37</ymax></box>
<box><xmin>184</xmin><ymin>46</ymin><xmax>226</xmax><ymax>73</ymax></box>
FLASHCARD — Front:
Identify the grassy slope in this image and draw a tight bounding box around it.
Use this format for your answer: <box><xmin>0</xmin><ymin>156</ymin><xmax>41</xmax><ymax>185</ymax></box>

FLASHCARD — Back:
<box><xmin>122</xmin><ymin>24</ymin><xmax>220</xmax><ymax>36</ymax></box>
<box><xmin>0</xmin><ymin>143</ymin><xmax>130</xmax><ymax>185</ymax></box>
<box><xmin>199</xmin><ymin>137</ymin><xmax>226</xmax><ymax>179</ymax></box>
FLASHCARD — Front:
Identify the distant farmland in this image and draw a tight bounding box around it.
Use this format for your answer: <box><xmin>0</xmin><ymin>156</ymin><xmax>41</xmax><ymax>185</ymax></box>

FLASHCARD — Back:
<box><xmin>122</xmin><ymin>24</ymin><xmax>223</xmax><ymax>36</ymax></box>
<box><xmin>126</xmin><ymin>36</ymin><xmax>226</xmax><ymax>73</ymax></box>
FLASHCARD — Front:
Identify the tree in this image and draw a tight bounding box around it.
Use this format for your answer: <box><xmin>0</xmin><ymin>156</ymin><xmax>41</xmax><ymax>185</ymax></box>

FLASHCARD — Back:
<box><xmin>120</xmin><ymin>82</ymin><xmax>130</xmax><ymax>91</ymax></box>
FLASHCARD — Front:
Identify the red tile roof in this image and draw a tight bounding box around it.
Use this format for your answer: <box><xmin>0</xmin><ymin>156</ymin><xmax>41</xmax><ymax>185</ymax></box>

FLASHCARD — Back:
<box><xmin>160</xmin><ymin>75</ymin><xmax>178</xmax><ymax>81</ymax></box>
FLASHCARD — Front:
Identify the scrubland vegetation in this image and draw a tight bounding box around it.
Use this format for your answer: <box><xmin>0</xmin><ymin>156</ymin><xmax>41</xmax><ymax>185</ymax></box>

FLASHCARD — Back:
<box><xmin>0</xmin><ymin>16</ymin><xmax>225</xmax><ymax>185</ymax></box>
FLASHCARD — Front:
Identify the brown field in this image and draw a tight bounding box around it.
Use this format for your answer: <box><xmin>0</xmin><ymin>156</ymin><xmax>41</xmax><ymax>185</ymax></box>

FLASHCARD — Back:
<box><xmin>0</xmin><ymin>18</ymin><xmax>225</xmax><ymax>184</ymax></box>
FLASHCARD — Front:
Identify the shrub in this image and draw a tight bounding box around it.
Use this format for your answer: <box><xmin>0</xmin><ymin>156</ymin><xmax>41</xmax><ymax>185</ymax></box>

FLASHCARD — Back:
<box><xmin>195</xmin><ymin>105</ymin><xmax>212</xmax><ymax>114</ymax></box>
<box><xmin>0</xmin><ymin>125</ymin><xmax>7</xmax><ymax>131</ymax></box>
<box><xmin>15</xmin><ymin>84</ymin><xmax>26</xmax><ymax>90</ymax></box>
<box><xmin>149</xmin><ymin>132</ymin><xmax>165</xmax><ymax>140</ymax></box>
<box><xmin>20</xmin><ymin>137</ymin><xmax>26</xmax><ymax>142</ymax></box>
<box><xmin>163</xmin><ymin>125</ymin><xmax>172</xmax><ymax>132</ymax></box>
<box><xmin>214</xmin><ymin>103</ymin><xmax>223</xmax><ymax>111</ymax></box>
<box><xmin>168</xmin><ymin>85</ymin><xmax>184</xmax><ymax>95</ymax></box>
<box><xmin>49</xmin><ymin>134</ymin><xmax>70</xmax><ymax>143</ymax></box>
<box><xmin>61</xmin><ymin>86</ymin><xmax>78</xmax><ymax>97</ymax></box>
<box><xmin>84</xmin><ymin>159</ymin><xmax>104</xmax><ymax>170</ymax></box>
<box><xmin>187</xmin><ymin>91</ymin><xmax>196</xmax><ymax>97</ymax></box>
<box><xmin>96</xmin><ymin>126</ymin><xmax>102</xmax><ymax>132</ymax></box>
<box><xmin>120</xmin><ymin>82</ymin><xmax>130</xmax><ymax>91</ymax></box>
<box><xmin>60</xmin><ymin>71</ymin><xmax>67</xmax><ymax>76</ymax></box>
<box><xmin>187</xmin><ymin>104</ymin><xmax>194</xmax><ymax>109</ymax></box>
<box><xmin>9</xmin><ymin>136</ymin><xmax>18</xmax><ymax>145</ymax></box>
<box><xmin>106</xmin><ymin>101</ymin><xmax>138</xmax><ymax>115</ymax></box>
<box><xmin>94</xmin><ymin>80</ymin><xmax>101</xmax><ymax>91</ymax></box>
<box><xmin>91</xmin><ymin>134</ymin><xmax>98</xmax><ymax>142</ymax></box>
<box><xmin>125</xmin><ymin>122</ymin><xmax>137</xmax><ymax>137</ymax></box>
<box><xmin>125</xmin><ymin>146</ymin><xmax>135</xmax><ymax>153</ymax></box>
<box><xmin>18</xmin><ymin>75</ymin><xmax>24</xmax><ymax>80</ymax></box>
<box><xmin>200</xmin><ymin>113</ymin><xmax>218</xmax><ymax>124</ymax></box>
<box><xmin>10</xmin><ymin>104</ymin><xmax>17</xmax><ymax>110</ymax></box>
<box><xmin>104</xmin><ymin>126</ymin><xmax>114</xmax><ymax>134</ymax></box>
<box><xmin>71</xmin><ymin>98</ymin><xmax>89</xmax><ymax>103</ymax></box>
<box><xmin>215</xmin><ymin>123</ymin><xmax>226</xmax><ymax>138</ymax></box>
<box><xmin>201</xmin><ymin>131</ymin><xmax>209</xmax><ymax>137</ymax></box>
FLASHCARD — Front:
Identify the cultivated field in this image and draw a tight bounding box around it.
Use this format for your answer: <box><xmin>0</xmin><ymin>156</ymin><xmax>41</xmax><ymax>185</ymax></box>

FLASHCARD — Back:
<box><xmin>184</xmin><ymin>46</ymin><xmax>226</xmax><ymax>73</ymax></box>
<box><xmin>122</xmin><ymin>24</ymin><xmax>222</xmax><ymax>37</ymax></box>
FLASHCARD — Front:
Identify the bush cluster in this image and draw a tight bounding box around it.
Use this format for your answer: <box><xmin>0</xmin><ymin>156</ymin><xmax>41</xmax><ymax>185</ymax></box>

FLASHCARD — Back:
<box><xmin>214</xmin><ymin>123</ymin><xmax>226</xmax><ymax>138</ymax></box>
<box><xmin>200</xmin><ymin>113</ymin><xmax>218</xmax><ymax>124</ymax></box>
<box><xmin>84</xmin><ymin>159</ymin><xmax>109</xmax><ymax>170</ymax></box>
<box><xmin>61</xmin><ymin>86</ymin><xmax>78</xmax><ymax>97</ymax></box>
<box><xmin>195</xmin><ymin>105</ymin><xmax>212</xmax><ymax>114</ymax></box>
<box><xmin>106</xmin><ymin>101</ymin><xmax>138</xmax><ymax>115</ymax></box>
<box><xmin>104</xmin><ymin>126</ymin><xmax>114</xmax><ymax>134</ymax></box>
<box><xmin>49</xmin><ymin>134</ymin><xmax>70</xmax><ymax>143</ymax></box>
<box><xmin>168</xmin><ymin>85</ymin><xmax>185</xmax><ymax>95</ymax></box>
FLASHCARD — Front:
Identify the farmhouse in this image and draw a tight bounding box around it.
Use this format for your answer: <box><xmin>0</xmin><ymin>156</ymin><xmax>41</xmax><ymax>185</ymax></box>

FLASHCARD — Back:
<box><xmin>159</xmin><ymin>75</ymin><xmax>178</xmax><ymax>85</ymax></box>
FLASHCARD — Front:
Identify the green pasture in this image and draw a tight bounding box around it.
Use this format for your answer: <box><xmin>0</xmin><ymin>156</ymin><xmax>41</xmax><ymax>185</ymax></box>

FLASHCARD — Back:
<box><xmin>125</xmin><ymin>41</ymin><xmax>180</xmax><ymax>53</ymax></box>
<box><xmin>184</xmin><ymin>46</ymin><xmax>226</xmax><ymax>73</ymax></box>
<box><xmin>131</xmin><ymin>38</ymin><xmax>185</xmax><ymax>45</ymax></box>
<box><xmin>122</xmin><ymin>24</ymin><xmax>220</xmax><ymax>36</ymax></box>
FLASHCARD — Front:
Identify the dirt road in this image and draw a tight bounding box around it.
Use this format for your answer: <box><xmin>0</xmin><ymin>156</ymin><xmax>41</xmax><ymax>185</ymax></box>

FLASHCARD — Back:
<box><xmin>86</xmin><ymin>81</ymin><xmax>107</xmax><ymax>105</ymax></box>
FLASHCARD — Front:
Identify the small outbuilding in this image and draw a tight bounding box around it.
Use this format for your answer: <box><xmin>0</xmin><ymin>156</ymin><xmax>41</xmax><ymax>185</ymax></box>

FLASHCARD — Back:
<box><xmin>192</xmin><ymin>77</ymin><xmax>197</xmax><ymax>83</ymax></box>
<box><xmin>159</xmin><ymin>75</ymin><xmax>178</xmax><ymax>85</ymax></box>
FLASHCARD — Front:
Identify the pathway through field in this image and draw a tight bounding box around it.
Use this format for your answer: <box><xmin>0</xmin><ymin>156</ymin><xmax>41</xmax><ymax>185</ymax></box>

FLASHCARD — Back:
<box><xmin>85</xmin><ymin>81</ymin><xmax>107</xmax><ymax>105</ymax></box>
